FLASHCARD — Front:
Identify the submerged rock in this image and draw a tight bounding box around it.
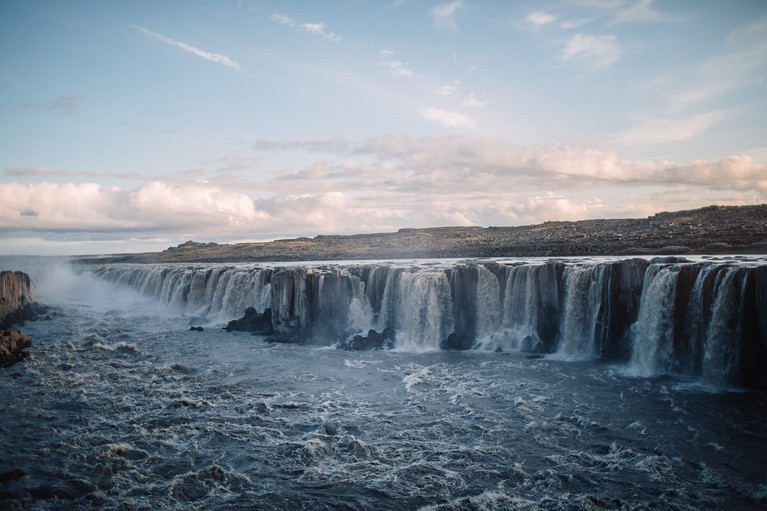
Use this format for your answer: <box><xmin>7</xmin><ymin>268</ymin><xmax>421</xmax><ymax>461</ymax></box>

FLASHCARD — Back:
<box><xmin>440</xmin><ymin>332</ymin><xmax>474</xmax><ymax>350</ymax></box>
<box><xmin>338</xmin><ymin>328</ymin><xmax>395</xmax><ymax>351</ymax></box>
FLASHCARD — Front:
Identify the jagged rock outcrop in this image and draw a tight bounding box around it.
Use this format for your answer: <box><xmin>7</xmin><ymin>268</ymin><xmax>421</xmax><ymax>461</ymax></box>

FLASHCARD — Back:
<box><xmin>338</xmin><ymin>328</ymin><xmax>395</xmax><ymax>351</ymax></box>
<box><xmin>0</xmin><ymin>271</ymin><xmax>35</xmax><ymax>366</ymax></box>
<box><xmin>0</xmin><ymin>330</ymin><xmax>32</xmax><ymax>367</ymax></box>
<box><xmin>0</xmin><ymin>271</ymin><xmax>32</xmax><ymax>326</ymax></box>
<box><xmin>224</xmin><ymin>307</ymin><xmax>274</xmax><ymax>334</ymax></box>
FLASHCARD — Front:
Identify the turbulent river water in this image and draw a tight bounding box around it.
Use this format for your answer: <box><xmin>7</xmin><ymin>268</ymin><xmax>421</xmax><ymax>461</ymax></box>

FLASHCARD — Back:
<box><xmin>1</xmin><ymin>257</ymin><xmax>766</xmax><ymax>510</ymax></box>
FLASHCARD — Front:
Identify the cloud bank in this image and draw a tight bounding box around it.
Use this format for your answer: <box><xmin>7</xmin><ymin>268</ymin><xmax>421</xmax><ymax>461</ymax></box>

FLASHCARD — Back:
<box><xmin>3</xmin><ymin>136</ymin><xmax>764</xmax><ymax>254</ymax></box>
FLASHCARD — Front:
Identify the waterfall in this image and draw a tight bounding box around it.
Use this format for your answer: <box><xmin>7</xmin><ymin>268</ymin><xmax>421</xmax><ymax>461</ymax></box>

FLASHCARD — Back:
<box><xmin>628</xmin><ymin>264</ymin><xmax>681</xmax><ymax>376</ymax></box>
<box><xmin>556</xmin><ymin>266</ymin><xmax>599</xmax><ymax>358</ymax></box>
<box><xmin>494</xmin><ymin>263</ymin><xmax>561</xmax><ymax>352</ymax></box>
<box><xmin>89</xmin><ymin>257</ymin><xmax>767</xmax><ymax>388</ymax></box>
<box><xmin>393</xmin><ymin>270</ymin><xmax>454</xmax><ymax>351</ymax></box>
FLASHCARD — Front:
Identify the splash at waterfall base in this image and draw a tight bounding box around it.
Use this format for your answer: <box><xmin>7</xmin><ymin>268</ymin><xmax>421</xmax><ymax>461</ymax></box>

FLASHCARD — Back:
<box><xmin>91</xmin><ymin>255</ymin><xmax>767</xmax><ymax>390</ymax></box>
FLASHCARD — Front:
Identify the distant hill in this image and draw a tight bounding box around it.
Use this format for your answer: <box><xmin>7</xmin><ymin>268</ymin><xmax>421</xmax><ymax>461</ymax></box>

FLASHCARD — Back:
<box><xmin>79</xmin><ymin>204</ymin><xmax>767</xmax><ymax>264</ymax></box>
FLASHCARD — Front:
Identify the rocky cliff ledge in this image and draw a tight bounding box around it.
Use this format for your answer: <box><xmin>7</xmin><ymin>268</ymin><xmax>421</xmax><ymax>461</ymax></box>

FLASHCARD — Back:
<box><xmin>81</xmin><ymin>204</ymin><xmax>767</xmax><ymax>264</ymax></box>
<box><xmin>0</xmin><ymin>271</ymin><xmax>35</xmax><ymax>366</ymax></box>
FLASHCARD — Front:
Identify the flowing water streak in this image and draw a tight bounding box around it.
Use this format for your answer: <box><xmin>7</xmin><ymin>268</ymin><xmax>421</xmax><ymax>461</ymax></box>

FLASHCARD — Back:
<box><xmin>394</xmin><ymin>269</ymin><xmax>454</xmax><ymax>350</ymax></box>
<box><xmin>474</xmin><ymin>265</ymin><xmax>502</xmax><ymax>342</ymax></box>
<box><xmin>628</xmin><ymin>264</ymin><xmax>681</xmax><ymax>376</ymax></box>
<box><xmin>703</xmin><ymin>266</ymin><xmax>745</xmax><ymax>387</ymax></box>
<box><xmin>557</xmin><ymin>265</ymin><xmax>601</xmax><ymax>359</ymax></box>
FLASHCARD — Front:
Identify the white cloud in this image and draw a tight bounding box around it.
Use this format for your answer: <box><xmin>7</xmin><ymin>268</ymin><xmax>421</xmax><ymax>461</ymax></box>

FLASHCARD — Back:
<box><xmin>4</xmin><ymin>136</ymin><xmax>764</xmax><ymax>254</ymax></box>
<box><xmin>131</xmin><ymin>25</ymin><xmax>241</xmax><ymax>70</ymax></box>
<box><xmin>0</xmin><ymin>181</ymin><xmax>265</xmax><ymax>232</ymax></box>
<box><xmin>526</xmin><ymin>11</ymin><xmax>557</xmax><ymax>27</ymax></box>
<box><xmin>431</xmin><ymin>1</ymin><xmax>465</xmax><ymax>30</ymax></box>
<box><xmin>562</xmin><ymin>33</ymin><xmax>621</xmax><ymax>68</ymax></box>
<box><xmin>270</xmin><ymin>14</ymin><xmax>341</xmax><ymax>43</ymax></box>
<box><xmin>300</xmin><ymin>22</ymin><xmax>341</xmax><ymax>43</ymax></box>
<box><xmin>461</xmin><ymin>93</ymin><xmax>487</xmax><ymax>108</ymax></box>
<box><xmin>560</xmin><ymin>18</ymin><xmax>592</xmax><ymax>29</ymax></box>
<box><xmin>380</xmin><ymin>59</ymin><xmax>416</xmax><ymax>77</ymax></box>
<box><xmin>435</xmin><ymin>84</ymin><xmax>457</xmax><ymax>96</ymax></box>
<box><xmin>270</xmin><ymin>13</ymin><xmax>295</xmax><ymax>26</ymax></box>
<box><xmin>419</xmin><ymin>107</ymin><xmax>475</xmax><ymax>128</ymax></box>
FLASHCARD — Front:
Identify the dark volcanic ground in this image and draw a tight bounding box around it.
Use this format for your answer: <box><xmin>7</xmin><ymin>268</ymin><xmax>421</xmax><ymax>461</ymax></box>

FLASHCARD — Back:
<box><xmin>80</xmin><ymin>204</ymin><xmax>767</xmax><ymax>263</ymax></box>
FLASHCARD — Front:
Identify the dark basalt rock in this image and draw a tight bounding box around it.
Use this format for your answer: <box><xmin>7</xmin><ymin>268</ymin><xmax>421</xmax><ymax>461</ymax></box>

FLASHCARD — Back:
<box><xmin>338</xmin><ymin>328</ymin><xmax>395</xmax><ymax>351</ymax></box>
<box><xmin>225</xmin><ymin>307</ymin><xmax>274</xmax><ymax>335</ymax></box>
<box><xmin>189</xmin><ymin>326</ymin><xmax>204</xmax><ymax>332</ymax></box>
<box><xmin>0</xmin><ymin>330</ymin><xmax>32</xmax><ymax>367</ymax></box>
<box><xmin>440</xmin><ymin>332</ymin><xmax>474</xmax><ymax>350</ymax></box>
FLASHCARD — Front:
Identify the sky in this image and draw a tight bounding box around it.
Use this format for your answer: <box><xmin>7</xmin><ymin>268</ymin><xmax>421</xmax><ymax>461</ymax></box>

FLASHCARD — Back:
<box><xmin>1</xmin><ymin>0</ymin><xmax>766</xmax><ymax>256</ymax></box>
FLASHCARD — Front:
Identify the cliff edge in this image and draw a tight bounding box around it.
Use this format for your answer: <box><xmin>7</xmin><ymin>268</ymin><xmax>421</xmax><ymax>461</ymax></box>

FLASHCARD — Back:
<box><xmin>0</xmin><ymin>271</ymin><xmax>34</xmax><ymax>367</ymax></box>
<box><xmin>80</xmin><ymin>204</ymin><xmax>767</xmax><ymax>264</ymax></box>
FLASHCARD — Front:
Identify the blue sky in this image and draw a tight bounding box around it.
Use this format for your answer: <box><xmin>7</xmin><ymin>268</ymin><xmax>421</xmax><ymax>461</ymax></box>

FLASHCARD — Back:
<box><xmin>1</xmin><ymin>0</ymin><xmax>766</xmax><ymax>255</ymax></box>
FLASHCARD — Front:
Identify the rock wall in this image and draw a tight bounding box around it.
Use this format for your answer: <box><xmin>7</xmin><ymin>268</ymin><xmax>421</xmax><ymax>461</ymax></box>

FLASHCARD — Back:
<box><xmin>0</xmin><ymin>271</ymin><xmax>32</xmax><ymax>329</ymax></box>
<box><xmin>0</xmin><ymin>271</ymin><xmax>34</xmax><ymax>366</ymax></box>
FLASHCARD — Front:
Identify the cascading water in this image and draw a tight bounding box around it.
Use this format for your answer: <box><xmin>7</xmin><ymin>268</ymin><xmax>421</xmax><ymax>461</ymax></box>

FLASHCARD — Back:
<box><xmin>557</xmin><ymin>265</ymin><xmax>601</xmax><ymax>359</ymax></box>
<box><xmin>393</xmin><ymin>269</ymin><xmax>454</xmax><ymax>351</ymax></box>
<box><xmin>88</xmin><ymin>256</ymin><xmax>767</xmax><ymax>389</ymax></box>
<box><xmin>494</xmin><ymin>263</ymin><xmax>560</xmax><ymax>351</ymax></box>
<box><xmin>628</xmin><ymin>264</ymin><xmax>681</xmax><ymax>376</ymax></box>
<box><xmin>703</xmin><ymin>267</ymin><xmax>747</xmax><ymax>387</ymax></box>
<box><xmin>3</xmin><ymin>257</ymin><xmax>767</xmax><ymax>509</ymax></box>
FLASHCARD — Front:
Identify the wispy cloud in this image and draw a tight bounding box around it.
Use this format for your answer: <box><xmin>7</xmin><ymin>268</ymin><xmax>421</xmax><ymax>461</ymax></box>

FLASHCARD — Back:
<box><xmin>562</xmin><ymin>33</ymin><xmax>622</xmax><ymax>68</ymax></box>
<box><xmin>461</xmin><ymin>93</ymin><xmax>487</xmax><ymax>108</ymax></box>
<box><xmin>526</xmin><ymin>11</ymin><xmax>557</xmax><ymax>27</ymax></box>
<box><xmin>300</xmin><ymin>22</ymin><xmax>342</xmax><ymax>43</ymax></box>
<box><xmin>378</xmin><ymin>51</ymin><xmax>417</xmax><ymax>77</ymax></box>
<box><xmin>669</xmin><ymin>16</ymin><xmax>767</xmax><ymax>112</ymax></box>
<box><xmin>18</xmin><ymin>92</ymin><xmax>81</xmax><ymax>114</ymax></box>
<box><xmin>431</xmin><ymin>1</ymin><xmax>465</xmax><ymax>30</ymax></box>
<box><xmin>610</xmin><ymin>110</ymin><xmax>732</xmax><ymax>147</ymax></box>
<box><xmin>419</xmin><ymin>107</ymin><xmax>475</xmax><ymax>128</ymax></box>
<box><xmin>271</xmin><ymin>13</ymin><xmax>341</xmax><ymax>43</ymax></box>
<box><xmin>4</xmin><ymin>167</ymin><xmax>142</xmax><ymax>180</ymax></box>
<box><xmin>131</xmin><ymin>25</ymin><xmax>240</xmax><ymax>70</ymax></box>
<box><xmin>610</xmin><ymin>0</ymin><xmax>666</xmax><ymax>24</ymax></box>
<box><xmin>435</xmin><ymin>84</ymin><xmax>457</xmax><ymax>97</ymax></box>
<box><xmin>573</xmin><ymin>0</ymin><xmax>668</xmax><ymax>24</ymax></box>
<box><xmin>270</xmin><ymin>13</ymin><xmax>295</xmax><ymax>26</ymax></box>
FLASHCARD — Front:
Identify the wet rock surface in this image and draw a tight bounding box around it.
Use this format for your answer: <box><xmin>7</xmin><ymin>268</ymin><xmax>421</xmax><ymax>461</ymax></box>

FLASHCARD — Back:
<box><xmin>0</xmin><ymin>330</ymin><xmax>32</xmax><ymax>367</ymax></box>
<box><xmin>224</xmin><ymin>307</ymin><xmax>275</xmax><ymax>335</ymax></box>
<box><xmin>338</xmin><ymin>328</ymin><xmax>396</xmax><ymax>351</ymax></box>
<box><xmin>0</xmin><ymin>271</ymin><xmax>45</xmax><ymax>367</ymax></box>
